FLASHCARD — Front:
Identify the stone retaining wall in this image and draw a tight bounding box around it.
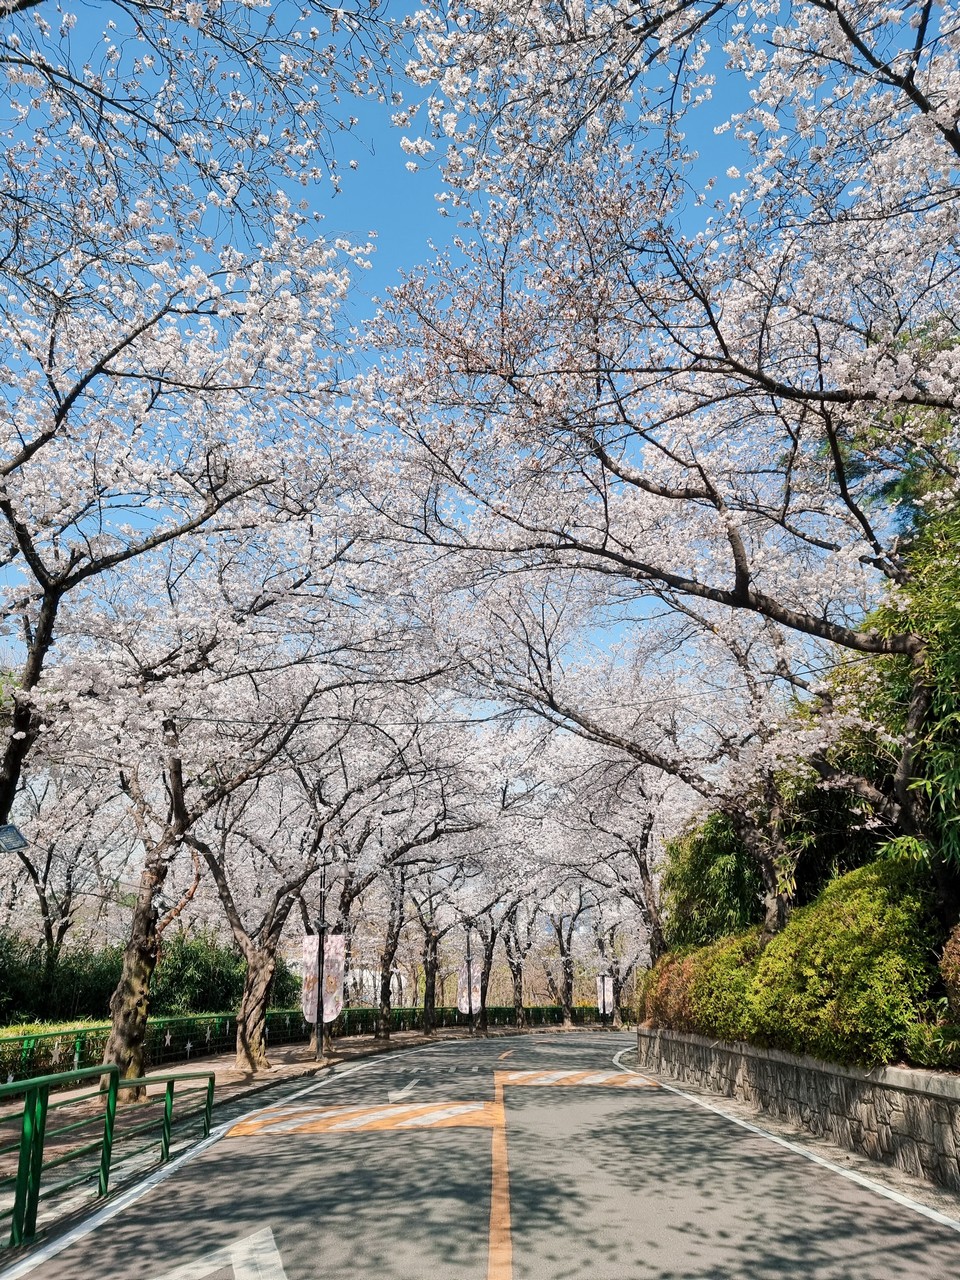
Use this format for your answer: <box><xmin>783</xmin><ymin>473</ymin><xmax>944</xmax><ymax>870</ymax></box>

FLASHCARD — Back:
<box><xmin>637</xmin><ymin>1026</ymin><xmax>960</xmax><ymax>1190</ymax></box>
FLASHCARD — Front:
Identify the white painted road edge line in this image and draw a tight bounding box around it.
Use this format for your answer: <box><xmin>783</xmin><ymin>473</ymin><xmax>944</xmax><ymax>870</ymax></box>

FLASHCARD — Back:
<box><xmin>0</xmin><ymin>1043</ymin><xmax>450</xmax><ymax>1280</ymax></box>
<box><xmin>0</xmin><ymin>1029</ymin><xmax>633</xmax><ymax>1280</ymax></box>
<box><xmin>611</xmin><ymin>1046</ymin><xmax>960</xmax><ymax>1235</ymax></box>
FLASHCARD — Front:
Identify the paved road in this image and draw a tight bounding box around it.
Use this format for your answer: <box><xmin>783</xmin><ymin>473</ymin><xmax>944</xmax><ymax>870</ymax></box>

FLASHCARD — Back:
<box><xmin>4</xmin><ymin>1032</ymin><xmax>960</xmax><ymax>1280</ymax></box>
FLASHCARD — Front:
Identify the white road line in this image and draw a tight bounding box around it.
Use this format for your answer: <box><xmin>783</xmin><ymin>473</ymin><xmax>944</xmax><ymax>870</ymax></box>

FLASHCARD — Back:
<box><xmin>327</xmin><ymin>1105</ymin><xmax>418</xmax><ymax>1130</ymax></box>
<box><xmin>0</xmin><ymin>1033</ymin><xmax>624</xmax><ymax>1280</ymax></box>
<box><xmin>393</xmin><ymin>1103</ymin><xmax>485</xmax><ymax>1128</ymax></box>
<box><xmin>0</xmin><ymin>1043</ymin><xmax>465</xmax><ymax>1280</ymax></box>
<box><xmin>152</xmin><ymin>1226</ymin><xmax>288</xmax><ymax>1280</ymax></box>
<box><xmin>610</xmin><ymin>1047</ymin><xmax>960</xmax><ymax>1235</ymax></box>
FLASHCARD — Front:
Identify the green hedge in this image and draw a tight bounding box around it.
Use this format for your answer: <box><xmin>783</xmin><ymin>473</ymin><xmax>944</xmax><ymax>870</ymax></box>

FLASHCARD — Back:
<box><xmin>0</xmin><ymin>1004</ymin><xmax>620</xmax><ymax>1083</ymax></box>
<box><xmin>0</xmin><ymin>933</ymin><xmax>300</xmax><ymax>1024</ymax></box>
<box><xmin>642</xmin><ymin>861</ymin><xmax>940</xmax><ymax>1067</ymax></box>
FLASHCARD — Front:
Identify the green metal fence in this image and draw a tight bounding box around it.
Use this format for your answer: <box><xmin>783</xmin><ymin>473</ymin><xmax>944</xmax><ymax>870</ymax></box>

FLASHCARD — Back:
<box><xmin>0</xmin><ymin>1003</ymin><xmax>634</xmax><ymax>1087</ymax></box>
<box><xmin>0</xmin><ymin>1065</ymin><xmax>215</xmax><ymax>1249</ymax></box>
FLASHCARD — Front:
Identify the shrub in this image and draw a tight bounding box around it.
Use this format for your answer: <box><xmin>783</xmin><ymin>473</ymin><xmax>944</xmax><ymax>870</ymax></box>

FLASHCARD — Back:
<box><xmin>689</xmin><ymin>930</ymin><xmax>764</xmax><ymax>1043</ymax></box>
<box><xmin>661</xmin><ymin>814</ymin><xmax>763</xmax><ymax>948</ymax></box>
<box><xmin>904</xmin><ymin>1015</ymin><xmax>960</xmax><ymax>1071</ymax></box>
<box><xmin>151</xmin><ymin>932</ymin><xmax>246</xmax><ymax>1015</ymax></box>
<box><xmin>0</xmin><ymin>936</ymin><xmax>123</xmax><ymax>1023</ymax></box>
<box><xmin>643</xmin><ymin>930</ymin><xmax>763</xmax><ymax>1043</ymax></box>
<box><xmin>642</xmin><ymin>951</ymin><xmax>696</xmax><ymax>1031</ymax></box>
<box><xmin>0</xmin><ymin>930</ymin><xmax>299</xmax><ymax>1024</ymax></box>
<box><xmin>749</xmin><ymin>861</ymin><xmax>937</xmax><ymax>1066</ymax></box>
<box><xmin>641</xmin><ymin>861</ymin><xmax>941</xmax><ymax>1068</ymax></box>
<box><xmin>940</xmin><ymin>923</ymin><xmax>960</xmax><ymax>1016</ymax></box>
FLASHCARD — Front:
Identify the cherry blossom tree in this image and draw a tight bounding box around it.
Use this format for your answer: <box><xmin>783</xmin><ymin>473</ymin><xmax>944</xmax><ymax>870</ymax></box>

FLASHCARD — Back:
<box><xmin>8</xmin><ymin>767</ymin><xmax>134</xmax><ymax>961</ymax></box>
<box><xmin>0</xmin><ymin>0</ymin><xmax>396</xmax><ymax>226</ymax></box>
<box><xmin>0</xmin><ymin>191</ymin><xmax>368</xmax><ymax>833</ymax></box>
<box><xmin>370</xmin><ymin>0</ymin><xmax>960</xmax><ymax>887</ymax></box>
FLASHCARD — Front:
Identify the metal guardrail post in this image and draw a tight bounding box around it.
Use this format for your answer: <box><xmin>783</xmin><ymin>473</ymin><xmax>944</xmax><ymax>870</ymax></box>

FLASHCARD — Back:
<box><xmin>9</xmin><ymin>1086</ymin><xmax>38</xmax><ymax>1246</ymax></box>
<box><xmin>19</xmin><ymin>1085</ymin><xmax>48</xmax><ymax>1243</ymax></box>
<box><xmin>24</xmin><ymin>1085</ymin><xmax>48</xmax><ymax>1241</ymax></box>
<box><xmin>161</xmin><ymin>1081</ymin><xmax>175</xmax><ymax>1162</ymax></box>
<box><xmin>98</xmin><ymin>1070</ymin><xmax>118</xmax><ymax>1196</ymax></box>
<box><xmin>203</xmin><ymin>1076</ymin><xmax>214</xmax><ymax>1138</ymax></box>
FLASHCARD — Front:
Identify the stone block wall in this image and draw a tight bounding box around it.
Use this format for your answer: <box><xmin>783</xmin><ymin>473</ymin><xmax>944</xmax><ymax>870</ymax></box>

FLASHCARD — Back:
<box><xmin>637</xmin><ymin>1026</ymin><xmax>960</xmax><ymax>1190</ymax></box>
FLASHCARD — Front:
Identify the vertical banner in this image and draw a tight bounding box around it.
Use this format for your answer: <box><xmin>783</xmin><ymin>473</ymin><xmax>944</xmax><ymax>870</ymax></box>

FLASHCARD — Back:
<box><xmin>457</xmin><ymin>962</ymin><xmax>481</xmax><ymax>1015</ymax></box>
<box><xmin>322</xmin><ymin>933</ymin><xmax>346</xmax><ymax>1024</ymax></box>
<box><xmin>302</xmin><ymin>934</ymin><xmax>320</xmax><ymax>1023</ymax></box>
<box><xmin>597</xmin><ymin>974</ymin><xmax>614</xmax><ymax>1016</ymax></box>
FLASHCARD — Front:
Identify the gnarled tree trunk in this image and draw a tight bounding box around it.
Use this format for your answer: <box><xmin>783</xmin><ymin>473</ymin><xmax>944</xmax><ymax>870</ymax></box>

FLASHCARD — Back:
<box><xmin>236</xmin><ymin>948</ymin><xmax>277</xmax><ymax>1071</ymax></box>
<box><xmin>102</xmin><ymin>854</ymin><xmax>168</xmax><ymax>1087</ymax></box>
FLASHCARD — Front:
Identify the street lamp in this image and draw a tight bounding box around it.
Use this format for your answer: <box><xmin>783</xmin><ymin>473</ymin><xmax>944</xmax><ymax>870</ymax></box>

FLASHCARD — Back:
<box><xmin>314</xmin><ymin>915</ymin><xmax>330</xmax><ymax>1061</ymax></box>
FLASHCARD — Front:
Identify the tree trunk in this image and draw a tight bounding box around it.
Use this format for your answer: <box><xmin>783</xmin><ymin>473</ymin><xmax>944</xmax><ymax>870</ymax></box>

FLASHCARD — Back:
<box><xmin>560</xmin><ymin>947</ymin><xmax>574</xmax><ymax>1025</ymax></box>
<box><xmin>507</xmin><ymin>955</ymin><xmax>525</xmax><ymax>1028</ymax></box>
<box><xmin>102</xmin><ymin>855</ymin><xmax>167</xmax><ymax>1087</ymax></box>
<box><xmin>476</xmin><ymin>933</ymin><xmax>496</xmax><ymax>1035</ymax></box>
<box><xmin>0</xmin><ymin>589</ymin><xmax>60</xmax><ymax>824</ymax></box>
<box><xmin>235</xmin><ymin>949</ymin><xmax>277</xmax><ymax>1072</ymax></box>
<box><xmin>421</xmin><ymin>928</ymin><xmax>440</xmax><ymax>1036</ymax></box>
<box><xmin>735</xmin><ymin>811</ymin><xmax>792</xmax><ymax>939</ymax></box>
<box><xmin>376</xmin><ymin>875</ymin><xmax>405</xmax><ymax>1040</ymax></box>
<box><xmin>611</xmin><ymin>965</ymin><xmax>624</xmax><ymax>1028</ymax></box>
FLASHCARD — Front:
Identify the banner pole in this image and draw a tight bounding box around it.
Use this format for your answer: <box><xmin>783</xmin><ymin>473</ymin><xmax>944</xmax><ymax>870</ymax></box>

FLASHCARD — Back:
<box><xmin>315</xmin><ymin>859</ymin><xmax>327</xmax><ymax>1062</ymax></box>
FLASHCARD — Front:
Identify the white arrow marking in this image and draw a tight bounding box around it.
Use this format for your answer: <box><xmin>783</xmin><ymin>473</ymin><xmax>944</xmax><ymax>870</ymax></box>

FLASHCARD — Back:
<box><xmin>387</xmin><ymin>1078</ymin><xmax>419</xmax><ymax>1103</ymax></box>
<box><xmin>154</xmin><ymin>1227</ymin><xmax>289</xmax><ymax>1280</ymax></box>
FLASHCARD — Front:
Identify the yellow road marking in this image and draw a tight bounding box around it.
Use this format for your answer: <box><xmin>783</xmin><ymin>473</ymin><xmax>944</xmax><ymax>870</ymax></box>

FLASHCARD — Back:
<box><xmin>494</xmin><ymin>1070</ymin><xmax>657</xmax><ymax>1089</ymax></box>
<box><xmin>227</xmin><ymin>1100</ymin><xmax>503</xmax><ymax>1137</ymax></box>
<box><xmin>488</xmin><ymin>1077</ymin><xmax>512</xmax><ymax>1280</ymax></box>
<box><xmin>227</xmin><ymin>1065</ymin><xmax>656</xmax><ymax>1277</ymax></box>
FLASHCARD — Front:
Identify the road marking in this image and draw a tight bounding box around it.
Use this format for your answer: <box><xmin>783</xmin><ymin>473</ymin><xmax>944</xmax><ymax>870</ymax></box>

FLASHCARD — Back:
<box><xmin>0</xmin><ymin>1044</ymin><xmax>471</xmax><ymax>1280</ymax></box>
<box><xmin>0</xmin><ymin>1035</ymin><xmax>631</xmax><ymax>1280</ymax></box>
<box><xmin>610</xmin><ymin>1049</ymin><xmax>960</xmax><ymax>1236</ymax></box>
<box><xmin>227</xmin><ymin>1100</ymin><xmax>503</xmax><ymax>1135</ymax></box>
<box><xmin>494</xmin><ymin>1070</ymin><xmax>657</xmax><ymax>1088</ymax></box>
<box><xmin>153</xmin><ymin>1226</ymin><xmax>288</xmax><ymax>1280</ymax></box>
<box><xmin>387</xmin><ymin>1078</ymin><xmax>419</xmax><ymax>1102</ymax></box>
<box><xmin>497</xmin><ymin>1050</ymin><xmax>514</xmax><ymax>1060</ymax></box>
<box><xmin>488</xmin><ymin>1076</ymin><xmax>512</xmax><ymax>1280</ymax></box>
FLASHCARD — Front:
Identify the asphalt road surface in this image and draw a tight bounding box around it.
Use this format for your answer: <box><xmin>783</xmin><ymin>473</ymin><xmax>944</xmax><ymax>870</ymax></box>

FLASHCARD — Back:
<box><xmin>4</xmin><ymin>1032</ymin><xmax>960</xmax><ymax>1280</ymax></box>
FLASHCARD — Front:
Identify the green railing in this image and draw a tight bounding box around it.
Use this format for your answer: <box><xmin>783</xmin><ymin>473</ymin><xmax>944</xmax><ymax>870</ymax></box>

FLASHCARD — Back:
<box><xmin>0</xmin><ymin>1003</ymin><xmax>635</xmax><ymax>1086</ymax></box>
<box><xmin>0</xmin><ymin>1065</ymin><xmax>214</xmax><ymax>1249</ymax></box>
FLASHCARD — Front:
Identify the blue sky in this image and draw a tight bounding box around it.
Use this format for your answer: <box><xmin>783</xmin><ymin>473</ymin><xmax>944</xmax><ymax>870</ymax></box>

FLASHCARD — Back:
<box><xmin>294</xmin><ymin>34</ymin><xmax>757</xmax><ymax>320</ymax></box>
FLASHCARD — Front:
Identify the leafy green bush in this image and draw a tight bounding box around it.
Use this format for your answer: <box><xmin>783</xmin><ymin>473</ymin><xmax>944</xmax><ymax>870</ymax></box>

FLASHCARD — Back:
<box><xmin>0</xmin><ymin>936</ymin><xmax>122</xmax><ymax>1023</ymax></box>
<box><xmin>643</xmin><ymin>861</ymin><xmax>941</xmax><ymax>1067</ymax></box>
<box><xmin>904</xmin><ymin>1013</ymin><xmax>960</xmax><ymax>1070</ymax></box>
<box><xmin>0</xmin><ymin>931</ymin><xmax>300</xmax><ymax>1024</ymax></box>
<box><xmin>642</xmin><ymin>951</ymin><xmax>696</xmax><ymax>1032</ymax></box>
<box><xmin>661</xmin><ymin>814</ymin><xmax>763</xmax><ymax>948</ymax></box>
<box><xmin>149</xmin><ymin>933</ymin><xmax>299</xmax><ymax>1014</ymax></box>
<box><xmin>151</xmin><ymin>933</ymin><xmax>246</xmax><ymax>1015</ymax></box>
<box><xmin>642</xmin><ymin>930</ymin><xmax>763</xmax><ymax>1043</ymax></box>
<box><xmin>689</xmin><ymin>930</ymin><xmax>764</xmax><ymax>1043</ymax></box>
<box><xmin>749</xmin><ymin>861</ymin><xmax>936</xmax><ymax>1065</ymax></box>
